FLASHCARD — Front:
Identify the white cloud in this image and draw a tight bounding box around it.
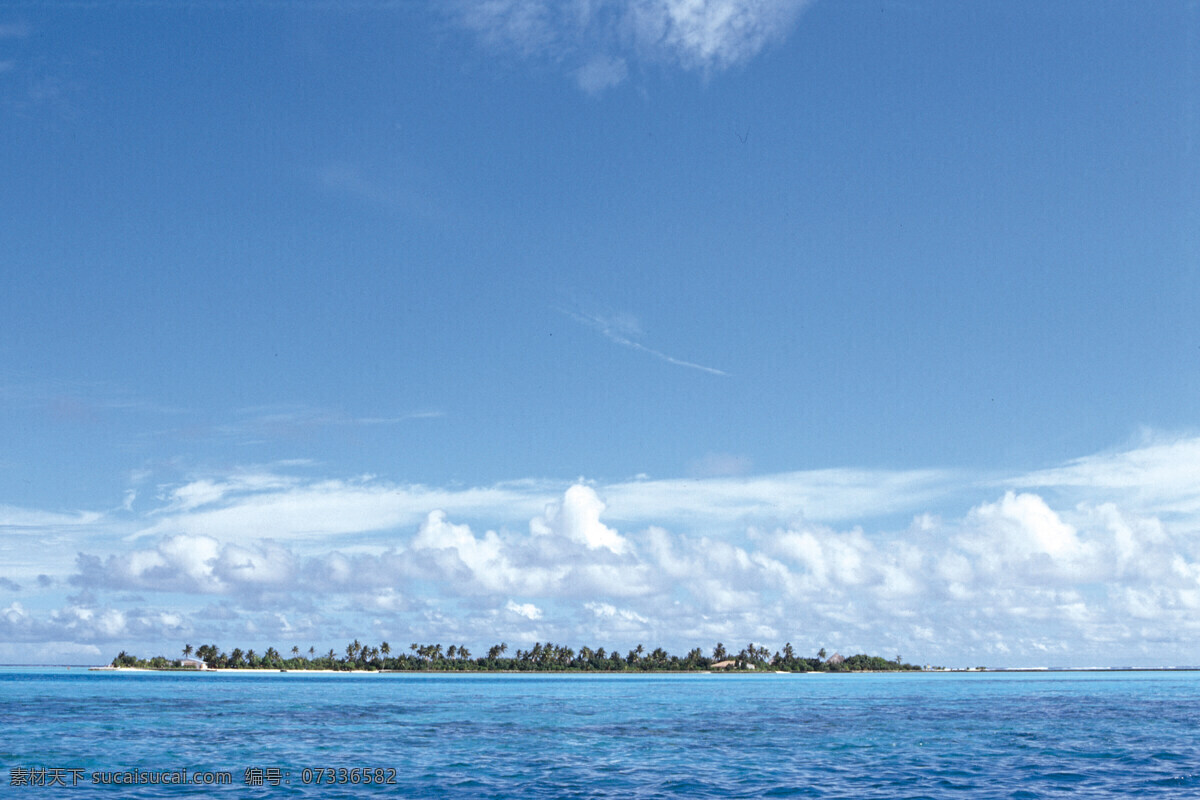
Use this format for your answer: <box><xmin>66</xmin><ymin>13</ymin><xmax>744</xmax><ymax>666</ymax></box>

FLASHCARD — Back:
<box><xmin>101</xmin><ymin>463</ymin><xmax>963</xmax><ymax>554</ymax></box>
<box><xmin>38</xmin><ymin>482</ymin><xmax>1200</xmax><ymax>664</ymax></box>
<box><xmin>75</xmin><ymin>534</ymin><xmax>297</xmax><ymax>595</ymax></box>
<box><xmin>1013</xmin><ymin>434</ymin><xmax>1200</xmax><ymax>519</ymax></box>
<box><xmin>603</xmin><ymin>467</ymin><xmax>956</xmax><ymax>525</ymax></box>
<box><xmin>563</xmin><ymin>308</ymin><xmax>728</xmax><ymax>376</ymax></box>
<box><xmin>957</xmin><ymin>491</ymin><xmax>1092</xmax><ymax>582</ymax></box>
<box><xmin>10</xmin><ymin>433</ymin><xmax>1200</xmax><ymax>665</ymax></box>
<box><xmin>506</xmin><ymin>600</ymin><xmax>542</xmax><ymax>619</ymax></box>
<box><xmin>0</xmin><ymin>599</ymin><xmax>186</xmax><ymax>648</ymax></box>
<box><xmin>411</xmin><ymin>509</ymin><xmax>564</xmax><ymax>594</ymax></box>
<box><xmin>157</xmin><ymin>476</ymin><xmax>290</xmax><ymax>513</ymax></box>
<box><xmin>531</xmin><ymin>484</ymin><xmax>629</xmax><ymax>554</ymax></box>
<box><xmin>130</xmin><ymin>476</ymin><xmax>552</xmax><ymax>543</ymax></box>
<box><xmin>576</xmin><ymin>55</ymin><xmax>628</xmax><ymax>93</ymax></box>
<box><xmin>628</xmin><ymin>0</ymin><xmax>811</xmax><ymax>71</ymax></box>
<box><xmin>456</xmin><ymin>0</ymin><xmax>812</xmax><ymax>89</ymax></box>
<box><xmin>585</xmin><ymin>601</ymin><xmax>648</xmax><ymax>624</ymax></box>
<box><xmin>0</xmin><ymin>505</ymin><xmax>103</xmax><ymax>529</ymax></box>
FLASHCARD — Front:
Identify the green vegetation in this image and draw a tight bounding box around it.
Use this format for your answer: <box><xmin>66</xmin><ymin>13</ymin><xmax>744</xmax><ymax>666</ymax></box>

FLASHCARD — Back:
<box><xmin>111</xmin><ymin>641</ymin><xmax>922</xmax><ymax>673</ymax></box>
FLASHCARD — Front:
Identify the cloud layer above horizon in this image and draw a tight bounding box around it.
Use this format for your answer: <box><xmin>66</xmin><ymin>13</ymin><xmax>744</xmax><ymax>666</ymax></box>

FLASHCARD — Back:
<box><xmin>4</xmin><ymin>434</ymin><xmax>1200</xmax><ymax>667</ymax></box>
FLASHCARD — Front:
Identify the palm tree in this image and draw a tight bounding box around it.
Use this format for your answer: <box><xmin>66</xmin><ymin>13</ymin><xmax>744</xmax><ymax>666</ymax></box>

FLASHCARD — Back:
<box><xmin>380</xmin><ymin>641</ymin><xmax>391</xmax><ymax>658</ymax></box>
<box><xmin>291</xmin><ymin>646</ymin><xmax>300</xmax><ymax>658</ymax></box>
<box><xmin>195</xmin><ymin>644</ymin><xmax>219</xmax><ymax>666</ymax></box>
<box><xmin>182</xmin><ymin>643</ymin><xmax>193</xmax><ymax>659</ymax></box>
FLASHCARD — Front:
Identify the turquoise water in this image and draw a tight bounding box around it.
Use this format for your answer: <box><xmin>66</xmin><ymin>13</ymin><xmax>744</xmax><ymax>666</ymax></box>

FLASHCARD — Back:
<box><xmin>2</xmin><ymin>669</ymin><xmax>1198</xmax><ymax>797</ymax></box>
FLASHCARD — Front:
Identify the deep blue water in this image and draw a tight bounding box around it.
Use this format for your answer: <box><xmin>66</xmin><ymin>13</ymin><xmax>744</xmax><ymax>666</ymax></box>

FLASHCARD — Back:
<box><xmin>2</xmin><ymin>669</ymin><xmax>1198</xmax><ymax>798</ymax></box>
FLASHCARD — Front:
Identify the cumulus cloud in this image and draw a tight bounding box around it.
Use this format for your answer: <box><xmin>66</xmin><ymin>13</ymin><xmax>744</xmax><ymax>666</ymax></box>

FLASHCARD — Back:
<box><xmin>956</xmin><ymin>491</ymin><xmax>1093</xmax><ymax>584</ymax></box>
<box><xmin>74</xmin><ymin>534</ymin><xmax>297</xmax><ymax>595</ymax></box>
<box><xmin>531</xmin><ymin>485</ymin><xmax>629</xmax><ymax>554</ymax></box>
<box><xmin>10</xmin><ymin>434</ymin><xmax>1200</xmax><ymax>665</ymax></box>
<box><xmin>36</xmin><ymin>482</ymin><xmax>1200</xmax><ymax>664</ymax></box>
<box><xmin>506</xmin><ymin>600</ymin><xmax>543</xmax><ymax>619</ymax></box>
<box><xmin>411</xmin><ymin>509</ymin><xmax>564</xmax><ymax>594</ymax></box>
<box><xmin>455</xmin><ymin>0</ymin><xmax>812</xmax><ymax>90</ymax></box>
<box><xmin>0</xmin><ymin>599</ymin><xmax>186</xmax><ymax>646</ymax></box>
<box><xmin>585</xmin><ymin>601</ymin><xmax>647</xmax><ymax>624</ymax></box>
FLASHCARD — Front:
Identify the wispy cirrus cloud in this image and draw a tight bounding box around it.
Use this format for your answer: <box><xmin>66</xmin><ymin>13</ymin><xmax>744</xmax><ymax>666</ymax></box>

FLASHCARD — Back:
<box><xmin>0</xmin><ymin>377</ymin><xmax>187</xmax><ymax>419</ymax></box>
<box><xmin>563</xmin><ymin>308</ymin><xmax>728</xmax><ymax>376</ymax></box>
<box><xmin>229</xmin><ymin>405</ymin><xmax>444</xmax><ymax>432</ymax></box>
<box><xmin>454</xmin><ymin>0</ymin><xmax>813</xmax><ymax>91</ymax></box>
<box><xmin>0</xmin><ymin>505</ymin><xmax>103</xmax><ymax>530</ymax></box>
<box><xmin>1009</xmin><ymin>431</ymin><xmax>1200</xmax><ymax>522</ymax></box>
<box><xmin>137</xmin><ymin>404</ymin><xmax>443</xmax><ymax>448</ymax></box>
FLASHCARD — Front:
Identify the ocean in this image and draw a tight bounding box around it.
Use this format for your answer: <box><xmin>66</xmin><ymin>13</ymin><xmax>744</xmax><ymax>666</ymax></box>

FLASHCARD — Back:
<box><xmin>1</xmin><ymin>668</ymin><xmax>1198</xmax><ymax>798</ymax></box>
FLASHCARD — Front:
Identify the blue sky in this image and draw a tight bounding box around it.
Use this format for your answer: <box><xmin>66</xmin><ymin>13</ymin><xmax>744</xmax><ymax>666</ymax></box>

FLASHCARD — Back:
<box><xmin>1</xmin><ymin>0</ymin><xmax>1198</xmax><ymax>667</ymax></box>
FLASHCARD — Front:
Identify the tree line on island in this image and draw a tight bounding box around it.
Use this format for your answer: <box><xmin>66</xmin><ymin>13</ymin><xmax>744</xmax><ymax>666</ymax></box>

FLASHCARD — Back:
<box><xmin>111</xmin><ymin>641</ymin><xmax>921</xmax><ymax>672</ymax></box>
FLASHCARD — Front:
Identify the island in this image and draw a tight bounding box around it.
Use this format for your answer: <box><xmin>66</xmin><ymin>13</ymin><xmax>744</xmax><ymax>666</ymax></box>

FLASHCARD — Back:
<box><xmin>107</xmin><ymin>641</ymin><xmax>922</xmax><ymax>673</ymax></box>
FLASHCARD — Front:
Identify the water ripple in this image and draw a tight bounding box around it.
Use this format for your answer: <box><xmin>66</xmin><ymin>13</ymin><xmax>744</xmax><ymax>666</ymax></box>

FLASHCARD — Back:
<box><xmin>2</xmin><ymin>670</ymin><xmax>1199</xmax><ymax>797</ymax></box>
